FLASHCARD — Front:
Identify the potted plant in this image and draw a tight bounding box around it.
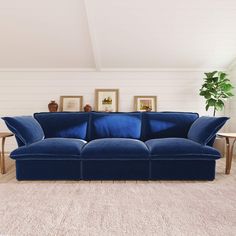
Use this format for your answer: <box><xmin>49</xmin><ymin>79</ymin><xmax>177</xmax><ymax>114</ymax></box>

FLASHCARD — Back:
<box><xmin>199</xmin><ymin>71</ymin><xmax>234</xmax><ymax>155</ymax></box>
<box><xmin>199</xmin><ymin>71</ymin><xmax>234</xmax><ymax>116</ymax></box>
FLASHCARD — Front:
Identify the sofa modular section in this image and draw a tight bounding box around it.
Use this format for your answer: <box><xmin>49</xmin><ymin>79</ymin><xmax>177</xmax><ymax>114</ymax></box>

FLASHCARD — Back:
<box><xmin>15</xmin><ymin>160</ymin><xmax>82</xmax><ymax>180</ymax></box>
<box><xmin>2</xmin><ymin>112</ymin><xmax>228</xmax><ymax>181</ymax></box>
<box><xmin>150</xmin><ymin>160</ymin><xmax>216</xmax><ymax>180</ymax></box>
<box><xmin>81</xmin><ymin>138</ymin><xmax>150</xmax><ymax>180</ymax></box>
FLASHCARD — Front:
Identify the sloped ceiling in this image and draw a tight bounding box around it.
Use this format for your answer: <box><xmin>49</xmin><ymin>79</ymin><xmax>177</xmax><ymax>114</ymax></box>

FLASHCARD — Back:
<box><xmin>0</xmin><ymin>0</ymin><xmax>236</xmax><ymax>70</ymax></box>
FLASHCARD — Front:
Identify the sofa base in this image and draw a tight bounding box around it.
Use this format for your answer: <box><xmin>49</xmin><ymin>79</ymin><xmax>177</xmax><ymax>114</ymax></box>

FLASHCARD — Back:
<box><xmin>15</xmin><ymin>159</ymin><xmax>216</xmax><ymax>181</ymax></box>
<box><xmin>16</xmin><ymin>160</ymin><xmax>82</xmax><ymax>180</ymax></box>
<box><xmin>151</xmin><ymin>160</ymin><xmax>216</xmax><ymax>180</ymax></box>
<box><xmin>82</xmin><ymin>160</ymin><xmax>149</xmax><ymax>180</ymax></box>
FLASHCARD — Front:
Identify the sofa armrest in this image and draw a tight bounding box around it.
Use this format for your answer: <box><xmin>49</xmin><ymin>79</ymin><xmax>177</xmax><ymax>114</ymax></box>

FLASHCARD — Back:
<box><xmin>2</xmin><ymin>116</ymin><xmax>44</xmax><ymax>147</ymax></box>
<box><xmin>187</xmin><ymin>116</ymin><xmax>229</xmax><ymax>145</ymax></box>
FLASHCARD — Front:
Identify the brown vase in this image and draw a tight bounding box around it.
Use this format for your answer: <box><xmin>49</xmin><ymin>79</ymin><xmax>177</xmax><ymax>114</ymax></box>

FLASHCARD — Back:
<box><xmin>84</xmin><ymin>104</ymin><xmax>92</xmax><ymax>112</ymax></box>
<box><xmin>48</xmin><ymin>100</ymin><xmax>58</xmax><ymax>112</ymax></box>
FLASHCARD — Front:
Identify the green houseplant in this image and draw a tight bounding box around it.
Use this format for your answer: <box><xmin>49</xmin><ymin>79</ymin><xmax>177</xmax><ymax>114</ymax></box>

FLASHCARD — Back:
<box><xmin>199</xmin><ymin>71</ymin><xmax>234</xmax><ymax>116</ymax></box>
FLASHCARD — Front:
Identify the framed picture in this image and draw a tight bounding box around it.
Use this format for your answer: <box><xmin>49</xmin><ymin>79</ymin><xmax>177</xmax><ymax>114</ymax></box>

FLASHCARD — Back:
<box><xmin>95</xmin><ymin>89</ymin><xmax>119</xmax><ymax>112</ymax></box>
<box><xmin>60</xmin><ymin>96</ymin><xmax>83</xmax><ymax>112</ymax></box>
<box><xmin>134</xmin><ymin>96</ymin><xmax>157</xmax><ymax>112</ymax></box>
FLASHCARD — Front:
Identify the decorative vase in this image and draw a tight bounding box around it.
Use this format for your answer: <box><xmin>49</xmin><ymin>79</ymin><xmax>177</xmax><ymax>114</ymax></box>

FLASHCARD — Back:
<box><xmin>48</xmin><ymin>100</ymin><xmax>58</xmax><ymax>112</ymax></box>
<box><xmin>84</xmin><ymin>104</ymin><xmax>92</xmax><ymax>112</ymax></box>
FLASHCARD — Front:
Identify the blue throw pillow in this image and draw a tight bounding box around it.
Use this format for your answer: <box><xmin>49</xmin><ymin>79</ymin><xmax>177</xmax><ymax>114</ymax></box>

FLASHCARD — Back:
<box><xmin>187</xmin><ymin>116</ymin><xmax>229</xmax><ymax>145</ymax></box>
<box><xmin>89</xmin><ymin>112</ymin><xmax>142</xmax><ymax>140</ymax></box>
<box><xmin>142</xmin><ymin>112</ymin><xmax>199</xmax><ymax>140</ymax></box>
<box><xmin>34</xmin><ymin>112</ymin><xmax>89</xmax><ymax>140</ymax></box>
<box><xmin>2</xmin><ymin>116</ymin><xmax>44</xmax><ymax>146</ymax></box>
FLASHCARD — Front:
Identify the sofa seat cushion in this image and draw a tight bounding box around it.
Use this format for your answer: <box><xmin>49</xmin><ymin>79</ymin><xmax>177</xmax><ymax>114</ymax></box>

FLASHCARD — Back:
<box><xmin>10</xmin><ymin>138</ymin><xmax>87</xmax><ymax>160</ymax></box>
<box><xmin>145</xmin><ymin>138</ymin><xmax>220</xmax><ymax>160</ymax></box>
<box><xmin>81</xmin><ymin>138</ymin><xmax>149</xmax><ymax>159</ymax></box>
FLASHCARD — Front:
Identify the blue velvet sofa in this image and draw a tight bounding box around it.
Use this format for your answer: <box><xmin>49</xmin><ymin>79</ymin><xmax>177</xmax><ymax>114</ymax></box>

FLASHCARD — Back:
<box><xmin>2</xmin><ymin>112</ymin><xmax>228</xmax><ymax>181</ymax></box>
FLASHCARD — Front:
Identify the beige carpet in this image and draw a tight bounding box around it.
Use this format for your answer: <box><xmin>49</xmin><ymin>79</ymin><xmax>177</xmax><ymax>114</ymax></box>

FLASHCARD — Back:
<box><xmin>0</xmin><ymin>158</ymin><xmax>236</xmax><ymax>236</ymax></box>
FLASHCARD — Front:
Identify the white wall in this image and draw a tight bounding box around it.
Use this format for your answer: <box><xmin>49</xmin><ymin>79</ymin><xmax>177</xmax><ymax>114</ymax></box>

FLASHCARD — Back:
<box><xmin>228</xmin><ymin>67</ymin><xmax>236</xmax><ymax>132</ymax></box>
<box><xmin>0</xmin><ymin>70</ymin><xmax>221</xmax><ymax>151</ymax></box>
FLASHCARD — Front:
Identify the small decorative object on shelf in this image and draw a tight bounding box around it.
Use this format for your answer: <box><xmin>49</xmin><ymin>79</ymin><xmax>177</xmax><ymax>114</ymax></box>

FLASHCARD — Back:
<box><xmin>134</xmin><ymin>96</ymin><xmax>157</xmax><ymax>112</ymax></box>
<box><xmin>84</xmin><ymin>104</ymin><xmax>92</xmax><ymax>112</ymax></box>
<box><xmin>60</xmin><ymin>96</ymin><xmax>83</xmax><ymax>112</ymax></box>
<box><xmin>48</xmin><ymin>100</ymin><xmax>58</xmax><ymax>112</ymax></box>
<box><xmin>95</xmin><ymin>89</ymin><xmax>119</xmax><ymax>112</ymax></box>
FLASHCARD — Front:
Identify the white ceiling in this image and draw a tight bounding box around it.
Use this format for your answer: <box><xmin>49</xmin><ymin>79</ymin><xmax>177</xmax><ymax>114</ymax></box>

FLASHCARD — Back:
<box><xmin>0</xmin><ymin>0</ymin><xmax>236</xmax><ymax>70</ymax></box>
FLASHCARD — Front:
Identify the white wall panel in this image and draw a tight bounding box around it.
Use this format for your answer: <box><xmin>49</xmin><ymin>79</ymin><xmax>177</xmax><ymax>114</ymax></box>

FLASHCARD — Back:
<box><xmin>0</xmin><ymin>71</ymin><xmax>217</xmax><ymax>151</ymax></box>
<box><xmin>228</xmin><ymin>68</ymin><xmax>236</xmax><ymax>132</ymax></box>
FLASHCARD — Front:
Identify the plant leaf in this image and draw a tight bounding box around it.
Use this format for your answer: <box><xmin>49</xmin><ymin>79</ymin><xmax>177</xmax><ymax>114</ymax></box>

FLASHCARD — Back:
<box><xmin>226</xmin><ymin>92</ymin><xmax>234</xmax><ymax>97</ymax></box>
<box><xmin>207</xmin><ymin>98</ymin><xmax>216</xmax><ymax>106</ymax></box>
<box><xmin>204</xmin><ymin>72</ymin><xmax>212</xmax><ymax>78</ymax></box>
<box><xmin>211</xmin><ymin>71</ymin><xmax>218</xmax><ymax>77</ymax></box>
<box><xmin>219</xmin><ymin>72</ymin><xmax>226</xmax><ymax>80</ymax></box>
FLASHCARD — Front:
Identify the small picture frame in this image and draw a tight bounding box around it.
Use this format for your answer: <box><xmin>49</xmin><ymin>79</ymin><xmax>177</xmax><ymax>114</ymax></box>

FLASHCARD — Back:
<box><xmin>95</xmin><ymin>89</ymin><xmax>119</xmax><ymax>112</ymax></box>
<box><xmin>134</xmin><ymin>96</ymin><xmax>157</xmax><ymax>112</ymax></box>
<box><xmin>60</xmin><ymin>96</ymin><xmax>83</xmax><ymax>112</ymax></box>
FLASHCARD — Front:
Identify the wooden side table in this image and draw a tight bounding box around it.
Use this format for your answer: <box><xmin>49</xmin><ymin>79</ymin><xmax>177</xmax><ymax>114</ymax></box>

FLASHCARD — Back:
<box><xmin>0</xmin><ymin>132</ymin><xmax>13</xmax><ymax>174</ymax></box>
<box><xmin>217</xmin><ymin>133</ymin><xmax>236</xmax><ymax>174</ymax></box>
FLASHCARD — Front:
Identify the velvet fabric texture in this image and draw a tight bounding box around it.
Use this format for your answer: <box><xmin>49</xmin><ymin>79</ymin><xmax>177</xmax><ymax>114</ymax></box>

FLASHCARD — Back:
<box><xmin>5</xmin><ymin>112</ymin><xmax>228</xmax><ymax>181</ymax></box>
<box><xmin>142</xmin><ymin>112</ymin><xmax>199</xmax><ymax>141</ymax></box>
<box><xmin>15</xmin><ymin>159</ymin><xmax>215</xmax><ymax>180</ymax></box>
<box><xmin>82</xmin><ymin>160</ymin><xmax>149</xmax><ymax>180</ymax></box>
<box><xmin>188</xmin><ymin>116</ymin><xmax>229</xmax><ymax>145</ymax></box>
<box><xmin>151</xmin><ymin>160</ymin><xmax>216</xmax><ymax>180</ymax></box>
<box><xmin>15</xmin><ymin>160</ymin><xmax>82</xmax><ymax>180</ymax></box>
<box><xmin>34</xmin><ymin>112</ymin><xmax>89</xmax><ymax>140</ymax></box>
<box><xmin>81</xmin><ymin>138</ymin><xmax>149</xmax><ymax>159</ymax></box>
<box><xmin>89</xmin><ymin>112</ymin><xmax>142</xmax><ymax>140</ymax></box>
<box><xmin>11</xmin><ymin>138</ymin><xmax>86</xmax><ymax>160</ymax></box>
<box><xmin>145</xmin><ymin>138</ymin><xmax>221</xmax><ymax>160</ymax></box>
<box><xmin>2</xmin><ymin>116</ymin><xmax>44</xmax><ymax>146</ymax></box>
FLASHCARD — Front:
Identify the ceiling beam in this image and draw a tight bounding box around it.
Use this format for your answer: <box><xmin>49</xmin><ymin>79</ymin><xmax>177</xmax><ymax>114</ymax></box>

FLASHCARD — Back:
<box><xmin>83</xmin><ymin>0</ymin><xmax>101</xmax><ymax>71</ymax></box>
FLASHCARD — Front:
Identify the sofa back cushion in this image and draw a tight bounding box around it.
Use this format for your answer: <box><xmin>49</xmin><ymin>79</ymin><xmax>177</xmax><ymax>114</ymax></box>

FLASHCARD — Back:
<box><xmin>142</xmin><ymin>112</ymin><xmax>199</xmax><ymax>141</ymax></box>
<box><xmin>188</xmin><ymin>116</ymin><xmax>229</xmax><ymax>145</ymax></box>
<box><xmin>2</xmin><ymin>116</ymin><xmax>44</xmax><ymax>146</ymax></box>
<box><xmin>89</xmin><ymin>112</ymin><xmax>142</xmax><ymax>140</ymax></box>
<box><xmin>34</xmin><ymin>112</ymin><xmax>89</xmax><ymax>140</ymax></box>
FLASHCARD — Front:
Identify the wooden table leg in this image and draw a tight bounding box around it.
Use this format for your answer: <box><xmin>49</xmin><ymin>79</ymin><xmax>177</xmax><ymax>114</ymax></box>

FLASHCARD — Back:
<box><xmin>225</xmin><ymin>137</ymin><xmax>230</xmax><ymax>174</ymax></box>
<box><xmin>225</xmin><ymin>137</ymin><xmax>235</xmax><ymax>175</ymax></box>
<box><xmin>1</xmin><ymin>137</ymin><xmax>6</xmax><ymax>174</ymax></box>
<box><xmin>228</xmin><ymin>138</ymin><xmax>236</xmax><ymax>174</ymax></box>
